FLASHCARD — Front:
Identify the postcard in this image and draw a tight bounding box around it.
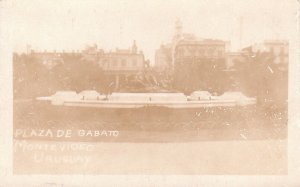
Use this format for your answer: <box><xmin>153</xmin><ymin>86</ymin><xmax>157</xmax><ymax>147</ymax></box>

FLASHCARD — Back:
<box><xmin>0</xmin><ymin>0</ymin><xmax>299</xmax><ymax>186</ymax></box>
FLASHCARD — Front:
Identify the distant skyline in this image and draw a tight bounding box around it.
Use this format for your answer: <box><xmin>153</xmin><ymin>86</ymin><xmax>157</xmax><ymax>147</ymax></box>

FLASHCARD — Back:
<box><xmin>6</xmin><ymin>0</ymin><xmax>298</xmax><ymax>63</ymax></box>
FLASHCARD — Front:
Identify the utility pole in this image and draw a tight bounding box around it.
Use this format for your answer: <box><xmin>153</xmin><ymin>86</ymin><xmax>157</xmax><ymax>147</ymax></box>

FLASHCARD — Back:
<box><xmin>239</xmin><ymin>16</ymin><xmax>243</xmax><ymax>49</ymax></box>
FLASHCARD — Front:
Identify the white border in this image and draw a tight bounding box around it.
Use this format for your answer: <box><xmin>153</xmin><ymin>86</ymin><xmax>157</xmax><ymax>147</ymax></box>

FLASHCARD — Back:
<box><xmin>0</xmin><ymin>0</ymin><xmax>299</xmax><ymax>186</ymax></box>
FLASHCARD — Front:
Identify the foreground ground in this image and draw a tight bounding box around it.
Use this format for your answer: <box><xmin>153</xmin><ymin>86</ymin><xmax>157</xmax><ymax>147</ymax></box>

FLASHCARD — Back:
<box><xmin>13</xmin><ymin>100</ymin><xmax>287</xmax><ymax>174</ymax></box>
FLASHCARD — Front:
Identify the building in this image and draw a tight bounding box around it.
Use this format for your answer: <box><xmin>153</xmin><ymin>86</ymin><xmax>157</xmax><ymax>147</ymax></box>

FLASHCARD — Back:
<box><xmin>29</xmin><ymin>50</ymin><xmax>82</xmax><ymax>69</ymax></box>
<box><xmin>155</xmin><ymin>19</ymin><xmax>232</xmax><ymax>93</ymax></box>
<box><xmin>154</xmin><ymin>19</ymin><xmax>182</xmax><ymax>71</ymax></box>
<box><xmin>172</xmin><ymin>38</ymin><xmax>230</xmax><ymax>93</ymax></box>
<box><xmin>99</xmin><ymin>41</ymin><xmax>145</xmax><ymax>74</ymax></box>
<box><xmin>252</xmin><ymin>40</ymin><xmax>289</xmax><ymax>65</ymax></box>
<box><xmin>98</xmin><ymin>41</ymin><xmax>145</xmax><ymax>89</ymax></box>
<box><xmin>154</xmin><ymin>36</ymin><xmax>199</xmax><ymax>72</ymax></box>
<box><xmin>155</xmin><ymin>19</ymin><xmax>230</xmax><ymax>72</ymax></box>
<box><xmin>225</xmin><ymin>40</ymin><xmax>289</xmax><ymax>71</ymax></box>
<box><xmin>154</xmin><ymin>19</ymin><xmax>198</xmax><ymax>71</ymax></box>
<box><xmin>174</xmin><ymin>39</ymin><xmax>228</xmax><ymax>64</ymax></box>
<box><xmin>241</xmin><ymin>40</ymin><xmax>289</xmax><ymax>72</ymax></box>
<box><xmin>81</xmin><ymin>44</ymin><xmax>104</xmax><ymax>62</ymax></box>
<box><xmin>154</xmin><ymin>43</ymin><xmax>172</xmax><ymax>72</ymax></box>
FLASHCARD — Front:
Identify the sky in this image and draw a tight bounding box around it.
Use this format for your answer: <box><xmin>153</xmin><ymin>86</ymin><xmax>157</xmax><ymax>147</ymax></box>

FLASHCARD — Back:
<box><xmin>4</xmin><ymin>0</ymin><xmax>298</xmax><ymax>63</ymax></box>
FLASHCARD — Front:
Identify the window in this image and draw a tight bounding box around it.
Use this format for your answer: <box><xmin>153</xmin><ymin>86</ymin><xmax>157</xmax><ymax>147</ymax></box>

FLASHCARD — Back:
<box><xmin>189</xmin><ymin>47</ymin><xmax>196</xmax><ymax>56</ymax></box>
<box><xmin>207</xmin><ymin>48</ymin><xmax>213</xmax><ymax>56</ymax></box>
<box><xmin>176</xmin><ymin>47</ymin><xmax>184</xmax><ymax>57</ymax></box>
<box><xmin>280</xmin><ymin>46</ymin><xmax>284</xmax><ymax>54</ymax></box>
<box><xmin>132</xmin><ymin>59</ymin><xmax>137</xmax><ymax>66</ymax></box>
<box><xmin>102</xmin><ymin>59</ymin><xmax>107</xmax><ymax>65</ymax></box>
<box><xmin>121</xmin><ymin>59</ymin><xmax>126</xmax><ymax>67</ymax></box>
<box><xmin>198</xmin><ymin>48</ymin><xmax>204</xmax><ymax>56</ymax></box>
<box><xmin>280</xmin><ymin>56</ymin><xmax>284</xmax><ymax>64</ymax></box>
<box><xmin>218</xmin><ymin>50</ymin><xmax>223</xmax><ymax>57</ymax></box>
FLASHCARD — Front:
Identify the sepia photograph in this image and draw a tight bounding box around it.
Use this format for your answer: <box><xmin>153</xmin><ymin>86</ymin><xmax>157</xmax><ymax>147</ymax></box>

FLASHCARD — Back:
<box><xmin>1</xmin><ymin>0</ymin><xmax>300</xmax><ymax>186</ymax></box>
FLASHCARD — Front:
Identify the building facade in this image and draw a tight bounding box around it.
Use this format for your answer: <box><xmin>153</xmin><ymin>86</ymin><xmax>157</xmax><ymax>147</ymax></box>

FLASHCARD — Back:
<box><xmin>241</xmin><ymin>40</ymin><xmax>289</xmax><ymax>72</ymax></box>
<box><xmin>225</xmin><ymin>40</ymin><xmax>289</xmax><ymax>71</ymax></box>
<box><xmin>252</xmin><ymin>40</ymin><xmax>289</xmax><ymax>65</ymax></box>
<box><xmin>98</xmin><ymin>41</ymin><xmax>145</xmax><ymax>89</ymax></box>
<box><xmin>30</xmin><ymin>50</ymin><xmax>82</xmax><ymax>69</ymax></box>
<box><xmin>99</xmin><ymin>41</ymin><xmax>145</xmax><ymax>74</ymax></box>
<box><xmin>154</xmin><ymin>19</ymin><xmax>199</xmax><ymax>72</ymax></box>
<box><xmin>154</xmin><ymin>44</ymin><xmax>172</xmax><ymax>72</ymax></box>
<box><xmin>174</xmin><ymin>39</ymin><xmax>227</xmax><ymax>64</ymax></box>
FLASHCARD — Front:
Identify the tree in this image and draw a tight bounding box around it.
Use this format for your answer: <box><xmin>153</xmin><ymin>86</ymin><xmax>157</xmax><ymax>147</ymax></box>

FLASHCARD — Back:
<box><xmin>233</xmin><ymin>47</ymin><xmax>278</xmax><ymax>105</ymax></box>
<box><xmin>173</xmin><ymin>57</ymin><xmax>227</xmax><ymax>95</ymax></box>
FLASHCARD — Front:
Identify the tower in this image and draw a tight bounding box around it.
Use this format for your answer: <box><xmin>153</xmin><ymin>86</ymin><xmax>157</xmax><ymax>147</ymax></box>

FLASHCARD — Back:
<box><xmin>173</xmin><ymin>18</ymin><xmax>183</xmax><ymax>43</ymax></box>
<box><xmin>171</xmin><ymin>18</ymin><xmax>183</xmax><ymax>69</ymax></box>
<box><xmin>239</xmin><ymin>16</ymin><xmax>243</xmax><ymax>49</ymax></box>
<box><xmin>132</xmin><ymin>40</ymin><xmax>137</xmax><ymax>54</ymax></box>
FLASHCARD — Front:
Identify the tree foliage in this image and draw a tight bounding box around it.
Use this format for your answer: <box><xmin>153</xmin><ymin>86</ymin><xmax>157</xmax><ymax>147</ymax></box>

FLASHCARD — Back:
<box><xmin>13</xmin><ymin>53</ymin><xmax>106</xmax><ymax>99</ymax></box>
<box><xmin>173</xmin><ymin>58</ymin><xmax>227</xmax><ymax>95</ymax></box>
<box><xmin>233</xmin><ymin>47</ymin><xmax>287</xmax><ymax>107</ymax></box>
